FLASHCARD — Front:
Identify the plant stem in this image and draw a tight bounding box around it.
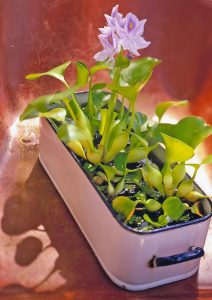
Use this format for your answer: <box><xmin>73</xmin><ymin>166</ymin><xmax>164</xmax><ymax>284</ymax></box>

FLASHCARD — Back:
<box><xmin>62</xmin><ymin>98</ymin><xmax>78</xmax><ymax>124</ymax></box>
<box><xmin>88</xmin><ymin>75</ymin><xmax>94</xmax><ymax>118</ymax></box>
<box><xmin>119</xmin><ymin>96</ymin><xmax>125</xmax><ymax>119</ymax></box>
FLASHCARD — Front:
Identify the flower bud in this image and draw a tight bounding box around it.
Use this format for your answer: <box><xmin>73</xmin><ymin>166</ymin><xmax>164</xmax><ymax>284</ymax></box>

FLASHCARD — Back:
<box><xmin>145</xmin><ymin>199</ymin><xmax>161</xmax><ymax>212</ymax></box>
<box><xmin>176</xmin><ymin>179</ymin><xmax>193</xmax><ymax>198</ymax></box>
<box><xmin>172</xmin><ymin>163</ymin><xmax>186</xmax><ymax>187</ymax></box>
<box><xmin>127</xmin><ymin>147</ymin><xmax>146</xmax><ymax>163</ymax></box>
<box><xmin>142</xmin><ymin>165</ymin><xmax>164</xmax><ymax>196</ymax></box>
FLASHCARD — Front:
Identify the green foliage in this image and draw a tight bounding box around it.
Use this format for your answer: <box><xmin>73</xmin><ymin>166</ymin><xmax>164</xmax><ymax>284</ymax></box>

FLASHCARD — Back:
<box><xmin>112</xmin><ymin>196</ymin><xmax>141</xmax><ymax>222</ymax></box>
<box><xmin>20</xmin><ymin>52</ymin><xmax>212</xmax><ymax>232</ymax></box>
<box><xmin>162</xmin><ymin>197</ymin><xmax>184</xmax><ymax>220</ymax></box>
<box><xmin>25</xmin><ymin>61</ymin><xmax>71</xmax><ymax>88</ymax></box>
<box><xmin>155</xmin><ymin>100</ymin><xmax>188</xmax><ymax>122</ymax></box>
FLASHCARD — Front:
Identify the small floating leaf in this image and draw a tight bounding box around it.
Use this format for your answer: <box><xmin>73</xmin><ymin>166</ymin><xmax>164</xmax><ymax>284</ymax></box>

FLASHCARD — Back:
<box><xmin>145</xmin><ymin>199</ymin><xmax>161</xmax><ymax>212</ymax></box>
<box><xmin>112</xmin><ymin>196</ymin><xmax>141</xmax><ymax>222</ymax></box>
<box><xmin>162</xmin><ymin>196</ymin><xmax>184</xmax><ymax>220</ymax></box>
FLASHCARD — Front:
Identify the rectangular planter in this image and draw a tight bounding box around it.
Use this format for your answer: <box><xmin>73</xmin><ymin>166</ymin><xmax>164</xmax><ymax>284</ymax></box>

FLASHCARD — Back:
<box><xmin>39</xmin><ymin>93</ymin><xmax>212</xmax><ymax>291</ymax></box>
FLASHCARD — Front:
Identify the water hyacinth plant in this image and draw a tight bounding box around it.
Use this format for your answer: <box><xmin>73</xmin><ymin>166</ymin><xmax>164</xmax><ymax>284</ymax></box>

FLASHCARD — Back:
<box><xmin>20</xmin><ymin>5</ymin><xmax>212</xmax><ymax>231</ymax></box>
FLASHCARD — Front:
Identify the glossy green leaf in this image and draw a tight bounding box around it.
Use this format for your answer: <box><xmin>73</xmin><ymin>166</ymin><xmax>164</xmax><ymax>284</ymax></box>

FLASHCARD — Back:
<box><xmin>114</xmin><ymin>178</ymin><xmax>126</xmax><ymax>195</ymax></box>
<box><xmin>20</xmin><ymin>89</ymin><xmax>72</xmax><ymax>121</ymax></box>
<box><xmin>67</xmin><ymin>141</ymin><xmax>86</xmax><ymax>159</ymax></box>
<box><xmin>155</xmin><ymin>100</ymin><xmax>188</xmax><ymax>122</ymax></box>
<box><xmin>57</xmin><ymin>123</ymin><xmax>91</xmax><ymax>150</ymax></box>
<box><xmin>142</xmin><ymin>165</ymin><xmax>164</xmax><ymax>195</ymax></box>
<box><xmin>127</xmin><ymin>147</ymin><xmax>147</xmax><ymax>163</ymax></box>
<box><xmin>162</xmin><ymin>197</ymin><xmax>184</xmax><ymax>220</ymax></box>
<box><xmin>39</xmin><ymin>108</ymin><xmax>66</xmax><ymax>122</ymax></box>
<box><xmin>133</xmin><ymin>112</ymin><xmax>148</xmax><ymax>134</ymax></box>
<box><xmin>75</xmin><ymin>61</ymin><xmax>89</xmax><ymax>88</ymax></box>
<box><xmin>112</xmin><ymin>196</ymin><xmax>141</xmax><ymax>222</ymax></box>
<box><xmin>114</xmin><ymin>152</ymin><xmax>128</xmax><ymax>172</ymax></box>
<box><xmin>184</xmin><ymin>191</ymin><xmax>209</xmax><ymax>202</ymax></box>
<box><xmin>120</xmin><ymin>57</ymin><xmax>161</xmax><ymax>87</ymax></box>
<box><xmin>126</xmin><ymin>170</ymin><xmax>143</xmax><ymax>185</ymax></box>
<box><xmin>90</xmin><ymin>63</ymin><xmax>110</xmax><ymax>75</ymax></box>
<box><xmin>107</xmin><ymin>84</ymin><xmax>138</xmax><ymax>103</ymax></box>
<box><xmin>25</xmin><ymin>61</ymin><xmax>71</xmax><ymax>87</ymax></box>
<box><xmin>143</xmin><ymin>214</ymin><xmax>162</xmax><ymax>228</ymax></box>
<box><xmin>145</xmin><ymin>199</ymin><xmax>161</xmax><ymax>212</ymax></box>
<box><xmin>86</xmin><ymin>148</ymin><xmax>103</xmax><ymax>165</ymax></box>
<box><xmin>92</xmin><ymin>91</ymin><xmax>110</xmax><ymax>113</ymax></box>
<box><xmin>92</xmin><ymin>83</ymin><xmax>107</xmax><ymax>90</ymax></box>
<box><xmin>161</xmin><ymin>133</ymin><xmax>194</xmax><ymax>164</ymax></box>
<box><xmin>172</xmin><ymin>163</ymin><xmax>186</xmax><ymax>187</ymax></box>
<box><xmin>176</xmin><ymin>179</ymin><xmax>193</xmax><ymax>197</ymax></box>
<box><xmin>103</xmin><ymin>131</ymin><xmax>129</xmax><ymax>163</ymax></box>
<box><xmin>100</xmin><ymin>164</ymin><xmax>116</xmax><ymax>182</ymax></box>
<box><xmin>152</xmin><ymin>116</ymin><xmax>212</xmax><ymax>149</ymax></box>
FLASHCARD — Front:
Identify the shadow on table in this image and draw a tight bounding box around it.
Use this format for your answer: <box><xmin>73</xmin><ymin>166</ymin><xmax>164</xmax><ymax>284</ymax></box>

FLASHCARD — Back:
<box><xmin>0</xmin><ymin>160</ymin><xmax>200</xmax><ymax>299</ymax></box>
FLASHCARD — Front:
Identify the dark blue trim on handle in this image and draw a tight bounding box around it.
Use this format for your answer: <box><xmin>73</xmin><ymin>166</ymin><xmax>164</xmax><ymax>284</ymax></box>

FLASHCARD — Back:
<box><xmin>149</xmin><ymin>247</ymin><xmax>204</xmax><ymax>268</ymax></box>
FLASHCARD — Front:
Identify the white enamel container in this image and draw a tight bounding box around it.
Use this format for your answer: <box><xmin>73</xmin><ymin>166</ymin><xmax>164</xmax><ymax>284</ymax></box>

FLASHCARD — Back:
<box><xmin>39</xmin><ymin>94</ymin><xmax>212</xmax><ymax>291</ymax></box>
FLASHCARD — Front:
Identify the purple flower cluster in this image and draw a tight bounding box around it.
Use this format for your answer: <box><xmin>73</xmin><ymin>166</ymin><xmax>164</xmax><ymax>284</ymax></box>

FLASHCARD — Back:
<box><xmin>94</xmin><ymin>5</ymin><xmax>150</xmax><ymax>63</ymax></box>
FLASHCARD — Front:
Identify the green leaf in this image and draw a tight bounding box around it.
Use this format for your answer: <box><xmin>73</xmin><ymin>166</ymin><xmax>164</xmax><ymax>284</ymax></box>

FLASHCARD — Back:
<box><xmin>39</xmin><ymin>108</ymin><xmax>66</xmax><ymax>122</ymax></box>
<box><xmin>103</xmin><ymin>131</ymin><xmax>129</xmax><ymax>163</ymax></box>
<box><xmin>90</xmin><ymin>63</ymin><xmax>110</xmax><ymax>75</ymax></box>
<box><xmin>20</xmin><ymin>89</ymin><xmax>73</xmax><ymax>121</ymax></box>
<box><xmin>152</xmin><ymin>116</ymin><xmax>212</xmax><ymax>149</ymax></box>
<box><xmin>161</xmin><ymin>133</ymin><xmax>194</xmax><ymax>164</ymax></box>
<box><xmin>92</xmin><ymin>91</ymin><xmax>110</xmax><ymax>112</ymax></box>
<box><xmin>92</xmin><ymin>83</ymin><xmax>107</xmax><ymax>90</ymax></box>
<box><xmin>75</xmin><ymin>61</ymin><xmax>89</xmax><ymax>88</ymax></box>
<box><xmin>201</xmin><ymin>154</ymin><xmax>212</xmax><ymax>164</ymax></box>
<box><xmin>107</xmin><ymin>84</ymin><xmax>138</xmax><ymax>103</ymax></box>
<box><xmin>57</xmin><ymin>123</ymin><xmax>92</xmax><ymax>152</ymax></box>
<box><xmin>120</xmin><ymin>57</ymin><xmax>161</xmax><ymax>87</ymax></box>
<box><xmin>143</xmin><ymin>214</ymin><xmax>162</xmax><ymax>228</ymax></box>
<box><xmin>145</xmin><ymin>199</ymin><xmax>161</xmax><ymax>212</ymax></box>
<box><xmin>114</xmin><ymin>152</ymin><xmax>128</xmax><ymax>173</ymax></box>
<box><xmin>112</xmin><ymin>196</ymin><xmax>141</xmax><ymax>222</ymax></box>
<box><xmin>155</xmin><ymin>100</ymin><xmax>188</xmax><ymax>122</ymax></box>
<box><xmin>162</xmin><ymin>196</ymin><xmax>184</xmax><ymax>220</ymax></box>
<box><xmin>67</xmin><ymin>141</ymin><xmax>86</xmax><ymax>159</ymax></box>
<box><xmin>133</xmin><ymin>112</ymin><xmax>148</xmax><ymax>134</ymax></box>
<box><xmin>127</xmin><ymin>147</ymin><xmax>147</xmax><ymax>163</ymax></box>
<box><xmin>100</xmin><ymin>164</ymin><xmax>116</xmax><ymax>182</ymax></box>
<box><xmin>25</xmin><ymin>61</ymin><xmax>71</xmax><ymax>87</ymax></box>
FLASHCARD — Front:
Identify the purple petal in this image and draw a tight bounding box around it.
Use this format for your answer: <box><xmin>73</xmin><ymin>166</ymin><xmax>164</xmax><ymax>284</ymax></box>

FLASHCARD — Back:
<box><xmin>134</xmin><ymin>36</ymin><xmax>151</xmax><ymax>49</ymax></box>
<box><xmin>94</xmin><ymin>49</ymin><xmax>111</xmax><ymax>61</ymax></box>
<box><xmin>135</xmin><ymin>19</ymin><xmax>147</xmax><ymax>36</ymax></box>
<box><xmin>125</xmin><ymin>13</ymin><xmax>140</xmax><ymax>34</ymax></box>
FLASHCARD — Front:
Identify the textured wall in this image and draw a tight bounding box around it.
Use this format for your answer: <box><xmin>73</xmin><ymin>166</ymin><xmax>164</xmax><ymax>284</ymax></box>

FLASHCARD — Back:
<box><xmin>0</xmin><ymin>0</ymin><xmax>212</xmax><ymax>132</ymax></box>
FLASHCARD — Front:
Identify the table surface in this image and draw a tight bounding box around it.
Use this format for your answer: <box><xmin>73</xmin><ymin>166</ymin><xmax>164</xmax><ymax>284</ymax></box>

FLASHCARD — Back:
<box><xmin>0</xmin><ymin>1</ymin><xmax>212</xmax><ymax>299</ymax></box>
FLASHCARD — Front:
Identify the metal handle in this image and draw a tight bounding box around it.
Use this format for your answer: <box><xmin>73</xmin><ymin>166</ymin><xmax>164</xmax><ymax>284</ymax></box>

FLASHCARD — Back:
<box><xmin>149</xmin><ymin>246</ymin><xmax>204</xmax><ymax>268</ymax></box>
